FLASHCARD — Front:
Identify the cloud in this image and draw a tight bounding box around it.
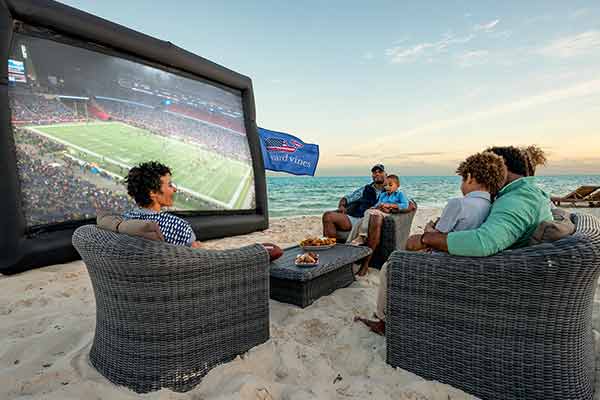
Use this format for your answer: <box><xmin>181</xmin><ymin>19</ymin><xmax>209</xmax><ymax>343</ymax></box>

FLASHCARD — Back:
<box><xmin>523</xmin><ymin>15</ymin><xmax>553</xmax><ymax>25</ymax></box>
<box><xmin>456</xmin><ymin>50</ymin><xmax>489</xmax><ymax>67</ymax></box>
<box><xmin>368</xmin><ymin>79</ymin><xmax>600</xmax><ymax>145</ymax></box>
<box><xmin>381</xmin><ymin>152</ymin><xmax>445</xmax><ymax>160</ymax></box>
<box><xmin>336</xmin><ymin>153</ymin><xmax>370</xmax><ymax>158</ymax></box>
<box><xmin>490</xmin><ymin>30</ymin><xmax>512</xmax><ymax>39</ymax></box>
<box><xmin>539</xmin><ymin>30</ymin><xmax>600</xmax><ymax>58</ymax></box>
<box><xmin>386</xmin><ymin>33</ymin><xmax>474</xmax><ymax>64</ymax></box>
<box><xmin>473</xmin><ymin>19</ymin><xmax>499</xmax><ymax>32</ymax></box>
<box><xmin>570</xmin><ymin>8</ymin><xmax>590</xmax><ymax>19</ymax></box>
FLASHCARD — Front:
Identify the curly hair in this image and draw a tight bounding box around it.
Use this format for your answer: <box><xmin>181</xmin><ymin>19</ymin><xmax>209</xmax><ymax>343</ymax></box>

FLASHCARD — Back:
<box><xmin>456</xmin><ymin>152</ymin><xmax>507</xmax><ymax>195</ymax></box>
<box><xmin>124</xmin><ymin>161</ymin><xmax>171</xmax><ymax>207</ymax></box>
<box><xmin>521</xmin><ymin>145</ymin><xmax>547</xmax><ymax>176</ymax></box>
<box><xmin>485</xmin><ymin>146</ymin><xmax>529</xmax><ymax>176</ymax></box>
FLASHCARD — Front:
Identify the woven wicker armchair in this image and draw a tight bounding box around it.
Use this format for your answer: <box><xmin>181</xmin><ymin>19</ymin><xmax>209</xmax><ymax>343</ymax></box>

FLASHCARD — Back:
<box><xmin>336</xmin><ymin>211</ymin><xmax>415</xmax><ymax>269</ymax></box>
<box><xmin>386</xmin><ymin>213</ymin><xmax>600</xmax><ymax>400</ymax></box>
<box><xmin>370</xmin><ymin>211</ymin><xmax>415</xmax><ymax>268</ymax></box>
<box><xmin>72</xmin><ymin>225</ymin><xmax>270</xmax><ymax>393</ymax></box>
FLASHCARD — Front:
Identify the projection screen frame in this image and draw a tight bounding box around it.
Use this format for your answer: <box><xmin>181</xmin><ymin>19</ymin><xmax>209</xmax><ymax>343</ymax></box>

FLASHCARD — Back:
<box><xmin>0</xmin><ymin>0</ymin><xmax>268</xmax><ymax>274</ymax></box>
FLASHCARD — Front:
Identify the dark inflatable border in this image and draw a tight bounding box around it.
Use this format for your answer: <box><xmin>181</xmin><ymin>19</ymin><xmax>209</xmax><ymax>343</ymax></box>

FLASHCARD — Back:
<box><xmin>0</xmin><ymin>0</ymin><xmax>268</xmax><ymax>274</ymax></box>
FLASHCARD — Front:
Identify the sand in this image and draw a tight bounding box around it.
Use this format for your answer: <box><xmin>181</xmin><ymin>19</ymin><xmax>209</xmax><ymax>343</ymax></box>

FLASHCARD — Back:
<box><xmin>1</xmin><ymin>206</ymin><xmax>599</xmax><ymax>400</ymax></box>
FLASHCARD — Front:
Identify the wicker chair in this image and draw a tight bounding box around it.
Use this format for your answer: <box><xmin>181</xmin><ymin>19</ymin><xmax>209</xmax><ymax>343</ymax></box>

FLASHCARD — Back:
<box><xmin>336</xmin><ymin>211</ymin><xmax>416</xmax><ymax>269</ymax></box>
<box><xmin>386</xmin><ymin>213</ymin><xmax>600</xmax><ymax>400</ymax></box>
<box><xmin>72</xmin><ymin>225</ymin><xmax>270</xmax><ymax>393</ymax></box>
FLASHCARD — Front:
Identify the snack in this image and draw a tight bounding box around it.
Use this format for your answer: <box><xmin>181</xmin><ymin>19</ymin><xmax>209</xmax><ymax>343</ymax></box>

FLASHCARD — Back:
<box><xmin>295</xmin><ymin>252</ymin><xmax>319</xmax><ymax>265</ymax></box>
<box><xmin>299</xmin><ymin>237</ymin><xmax>336</xmax><ymax>247</ymax></box>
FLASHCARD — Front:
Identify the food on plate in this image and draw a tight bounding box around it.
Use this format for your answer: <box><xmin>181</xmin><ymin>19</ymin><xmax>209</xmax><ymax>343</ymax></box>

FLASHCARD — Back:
<box><xmin>299</xmin><ymin>237</ymin><xmax>336</xmax><ymax>247</ymax></box>
<box><xmin>295</xmin><ymin>252</ymin><xmax>319</xmax><ymax>265</ymax></box>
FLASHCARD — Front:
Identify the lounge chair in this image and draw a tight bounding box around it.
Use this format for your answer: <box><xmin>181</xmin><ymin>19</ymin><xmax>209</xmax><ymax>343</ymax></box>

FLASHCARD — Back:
<box><xmin>588</xmin><ymin>190</ymin><xmax>600</xmax><ymax>207</ymax></box>
<box><xmin>72</xmin><ymin>225</ymin><xmax>270</xmax><ymax>393</ymax></box>
<box><xmin>385</xmin><ymin>213</ymin><xmax>600</xmax><ymax>400</ymax></box>
<box><xmin>551</xmin><ymin>185</ymin><xmax>600</xmax><ymax>206</ymax></box>
<box><xmin>336</xmin><ymin>210</ymin><xmax>415</xmax><ymax>269</ymax></box>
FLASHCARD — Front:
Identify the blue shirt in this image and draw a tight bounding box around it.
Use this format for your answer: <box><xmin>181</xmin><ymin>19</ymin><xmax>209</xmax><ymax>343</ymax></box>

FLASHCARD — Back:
<box><xmin>374</xmin><ymin>190</ymin><xmax>409</xmax><ymax>209</ymax></box>
<box><xmin>123</xmin><ymin>207</ymin><xmax>195</xmax><ymax>246</ymax></box>
<box><xmin>436</xmin><ymin>191</ymin><xmax>491</xmax><ymax>233</ymax></box>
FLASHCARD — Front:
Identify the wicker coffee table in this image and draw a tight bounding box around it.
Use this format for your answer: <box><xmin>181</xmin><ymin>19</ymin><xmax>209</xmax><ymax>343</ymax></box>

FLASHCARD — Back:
<box><xmin>269</xmin><ymin>244</ymin><xmax>372</xmax><ymax>307</ymax></box>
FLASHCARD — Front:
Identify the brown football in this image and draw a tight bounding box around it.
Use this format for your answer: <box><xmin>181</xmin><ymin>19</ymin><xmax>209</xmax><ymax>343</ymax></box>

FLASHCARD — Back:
<box><xmin>262</xmin><ymin>243</ymin><xmax>283</xmax><ymax>261</ymax></box>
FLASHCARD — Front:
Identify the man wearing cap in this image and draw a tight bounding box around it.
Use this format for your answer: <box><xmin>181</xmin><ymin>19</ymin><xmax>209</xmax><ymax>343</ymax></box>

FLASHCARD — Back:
<box><xmin>322</xmin><ymin>164</ymin><xmax>386</xmax><ymax>239</ymax></box>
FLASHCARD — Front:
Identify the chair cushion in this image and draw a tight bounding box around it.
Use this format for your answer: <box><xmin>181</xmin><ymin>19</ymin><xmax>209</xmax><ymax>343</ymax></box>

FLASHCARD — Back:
<box><xmin>529</xmin><ymin>208</ymin><xmax>575</xmax><ymax>245</ymax></box>
<box><xmin>96</xmin><ymin>210</ymin><xmax>164</xmax><ymax>241</ymax></box>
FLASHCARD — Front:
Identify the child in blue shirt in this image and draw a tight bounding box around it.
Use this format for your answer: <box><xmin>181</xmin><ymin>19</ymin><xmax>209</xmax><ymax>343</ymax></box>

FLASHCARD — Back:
<box><xmin>351</xmin><ymin>174</ymin><xmax>409</xmax><ymax>245</ymax></box>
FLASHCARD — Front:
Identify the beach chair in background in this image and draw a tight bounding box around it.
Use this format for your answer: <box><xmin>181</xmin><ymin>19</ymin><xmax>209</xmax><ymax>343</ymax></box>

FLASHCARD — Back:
<box><xmin>551</xmin><ymin>185</ymin><xmax>600</xmax><ymax>206</ymax></box>
<box><xmin>588</xmin><ymin>190</ymin><xmax>600</xmax><ymax>207</ymax></box>
<box><xmin>336</xmin><ymin>210</ymin><xmax>416</xmax><ymax>269</ymax></box>
<box><xmin>385</xmin><ymin>213</ymin><xmax>600</xmax><ymax>400</ymax></box>
<box><xmin>72</xmin><ymin>225</ymin><xmax>270</xmax><ymax>393</ymax></box>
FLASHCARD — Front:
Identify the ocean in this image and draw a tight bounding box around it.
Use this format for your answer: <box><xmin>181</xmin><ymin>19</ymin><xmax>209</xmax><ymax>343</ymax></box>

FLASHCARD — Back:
<box><xmin>266</xmin><ymin>175</ymin><xmax>600</xmax><ymax>218</ymax></box>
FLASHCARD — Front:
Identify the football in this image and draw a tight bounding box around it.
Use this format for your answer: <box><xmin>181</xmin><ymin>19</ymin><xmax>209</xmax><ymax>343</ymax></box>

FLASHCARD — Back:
<box><xmin>262</xmin><ymin>243</ymin><xmax>283</xmax><ymax>261</ymax></box>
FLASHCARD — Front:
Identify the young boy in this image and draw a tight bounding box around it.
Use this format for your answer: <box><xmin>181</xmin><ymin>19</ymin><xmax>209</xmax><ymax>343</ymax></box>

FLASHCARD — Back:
<box><xmin>355</xmin><ymin>151</ymin><xmax>507</xmax><ymax>335</ymax></box>
<box><xmin>425</xmin><ymin>151</ymin><xmax>507</xmax><ymax>235</ymax></box>
<box><xmin>351</xmin><ymin>174</ymin><xmax>409</xmax><ymax>246</ymax></box>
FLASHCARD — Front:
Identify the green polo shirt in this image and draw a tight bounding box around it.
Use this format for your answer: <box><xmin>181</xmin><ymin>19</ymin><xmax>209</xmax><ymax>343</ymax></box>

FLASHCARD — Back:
<box><xmin>447</xmin><ymin>177</ymin><xmax>552</xmax><ymax>257</ymax></box>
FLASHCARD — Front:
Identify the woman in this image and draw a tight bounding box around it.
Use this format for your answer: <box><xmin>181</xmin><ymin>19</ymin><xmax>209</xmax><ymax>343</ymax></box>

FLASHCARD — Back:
<box><xmin>123</xmin><ymin>161</ymin><xmax>202</xmax><ymax>248</ymax></box>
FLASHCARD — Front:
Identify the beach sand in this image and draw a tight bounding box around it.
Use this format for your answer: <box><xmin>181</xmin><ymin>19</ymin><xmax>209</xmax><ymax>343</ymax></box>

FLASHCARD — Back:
<box><xmin>1</xmin><ymin>207</ymin><xmax>599</xmax><ymax>400</ymax></box>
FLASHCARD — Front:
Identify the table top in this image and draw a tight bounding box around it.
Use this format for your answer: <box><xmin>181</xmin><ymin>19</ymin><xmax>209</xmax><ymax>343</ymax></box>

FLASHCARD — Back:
<box><xmin>269</xmin><ymin>244</ymin><xmax>372</xmax><ymax>282</ymax></box>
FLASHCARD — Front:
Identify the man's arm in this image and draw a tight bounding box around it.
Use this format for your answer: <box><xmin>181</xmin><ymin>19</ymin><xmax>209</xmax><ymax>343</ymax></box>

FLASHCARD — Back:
<box><xmin>343</xmin><ymin>186</ymin><xmax>364</xmax><ymax>205</ymax></box>
<box><xmin>445</xmin><ymin>208</ymin><xmax>525</xmax><ymax>257</ymax></box>
<box><xmin>406</xmin><ymin>231</ymin><xmax>448</xmax><ymax>251</ymax></box>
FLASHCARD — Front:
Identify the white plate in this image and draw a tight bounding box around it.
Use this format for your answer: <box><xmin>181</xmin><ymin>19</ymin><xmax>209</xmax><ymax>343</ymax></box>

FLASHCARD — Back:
<box><xmin>294</xmin><ymin>260</ymin><xmax>319</xmax><ymax>267</ymax></box>
<box><xmin>300</xmin><ymin>244</ymin><xmax>336</xmax><ymax>251</ymax></box>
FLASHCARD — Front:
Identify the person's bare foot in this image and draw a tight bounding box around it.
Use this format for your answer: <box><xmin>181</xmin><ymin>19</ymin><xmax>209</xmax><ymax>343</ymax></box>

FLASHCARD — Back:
<box><xmin>350</xmin><ymin>236</ymin><xmax>365</xmax><ymax>246</ymax></box>
<box><xmin>353</xmin><ymin>316</ymin><xmax>385</xmax><ymax>336</ymax></box>
<box><xmin>356</xmin><ymin>264</ymin><xmax>369</xmax><ymax>276</ymax></box>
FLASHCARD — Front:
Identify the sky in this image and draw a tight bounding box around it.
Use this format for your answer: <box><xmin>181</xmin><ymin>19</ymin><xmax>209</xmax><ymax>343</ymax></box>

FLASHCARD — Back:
<box><xmin>59</xmin><ymin>0</ymin><xmax>600</xmax><ymax>176</ymax></box>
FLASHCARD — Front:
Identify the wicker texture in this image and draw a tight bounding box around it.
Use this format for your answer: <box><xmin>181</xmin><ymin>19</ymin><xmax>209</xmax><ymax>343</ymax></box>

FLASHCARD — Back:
<box><xmin>386</xmin><ymin>213</ymin><xmax>600</xmax><ymax>400</ymax></box>
<box><xmin>72</xmin><ymin>225</ymin><xmax>270</xmax><ymax>393</ymax></box>
<box><xmin>270</xmin><ymin>245</ymin><xmax>372</xmax><ymax>307</ymax></box>
<box><xmin>370</xmin><ymin>211</ymin><xmax>416</xmax><ymax>269</ymax></box>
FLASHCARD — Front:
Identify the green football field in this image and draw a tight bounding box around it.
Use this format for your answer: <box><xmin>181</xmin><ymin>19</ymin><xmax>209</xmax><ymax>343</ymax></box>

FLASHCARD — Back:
<box><xmin>26</xmin><ymin>121</ymin><xmax>253</xmax><ymax>208</ymax></box>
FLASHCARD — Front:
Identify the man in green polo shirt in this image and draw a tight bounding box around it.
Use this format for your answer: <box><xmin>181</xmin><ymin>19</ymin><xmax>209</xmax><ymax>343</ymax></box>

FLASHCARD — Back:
<box><xmin>409</xmin><ymin>146</ymin><xmax>552</xmax><ymax>255</ymax></box>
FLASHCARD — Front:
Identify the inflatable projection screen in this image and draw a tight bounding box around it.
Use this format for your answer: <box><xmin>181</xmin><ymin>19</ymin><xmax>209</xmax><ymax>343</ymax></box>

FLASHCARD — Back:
<box><xmin>0</xmin><ymin>0</ymin><xmax>268</xmax><ymax>274</ymax></box>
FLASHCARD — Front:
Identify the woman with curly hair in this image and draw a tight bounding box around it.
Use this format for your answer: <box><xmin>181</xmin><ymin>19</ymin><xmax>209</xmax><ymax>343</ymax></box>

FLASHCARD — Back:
<box><xmin>521</xmin><ymin>145</ymin><xmax>547</xmax><ymax>176</ymax></box>
<box><xmin>123</xmin><ymin>161</ymin><xmax>202</xmax><ymax>248</ymax></box>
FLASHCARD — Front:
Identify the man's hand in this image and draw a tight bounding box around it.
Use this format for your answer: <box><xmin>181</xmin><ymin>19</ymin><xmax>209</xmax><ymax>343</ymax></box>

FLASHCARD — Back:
<box><xmin>406</xmin><ymin>234</ymin><xmax>427</xmax><ymax>251</ymax></box>
<box><xmin>424</xmin><ymin>220</ymin><xmax>436</xmax><ymax>233</ymax></box>
<box><xmin>407</xmin><ymin>201</ymin><xmax>417</xmax><ymax>212</ymax></box>
<box><xmin>191</xmin><ymin>241</ymin><xmax>203</xmax><ymax>249</ymax></box>
<box><xmin>337</xmin><ymin>198</ymin><xmax>347</xmax><ymax>214</ymax></box>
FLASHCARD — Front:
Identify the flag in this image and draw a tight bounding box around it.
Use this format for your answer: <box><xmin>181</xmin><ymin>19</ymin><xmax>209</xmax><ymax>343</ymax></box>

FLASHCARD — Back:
<box><xmin>258</xmin><ymin>127</ymin><xmax>319</xmax><ymax>176</ymax></box>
